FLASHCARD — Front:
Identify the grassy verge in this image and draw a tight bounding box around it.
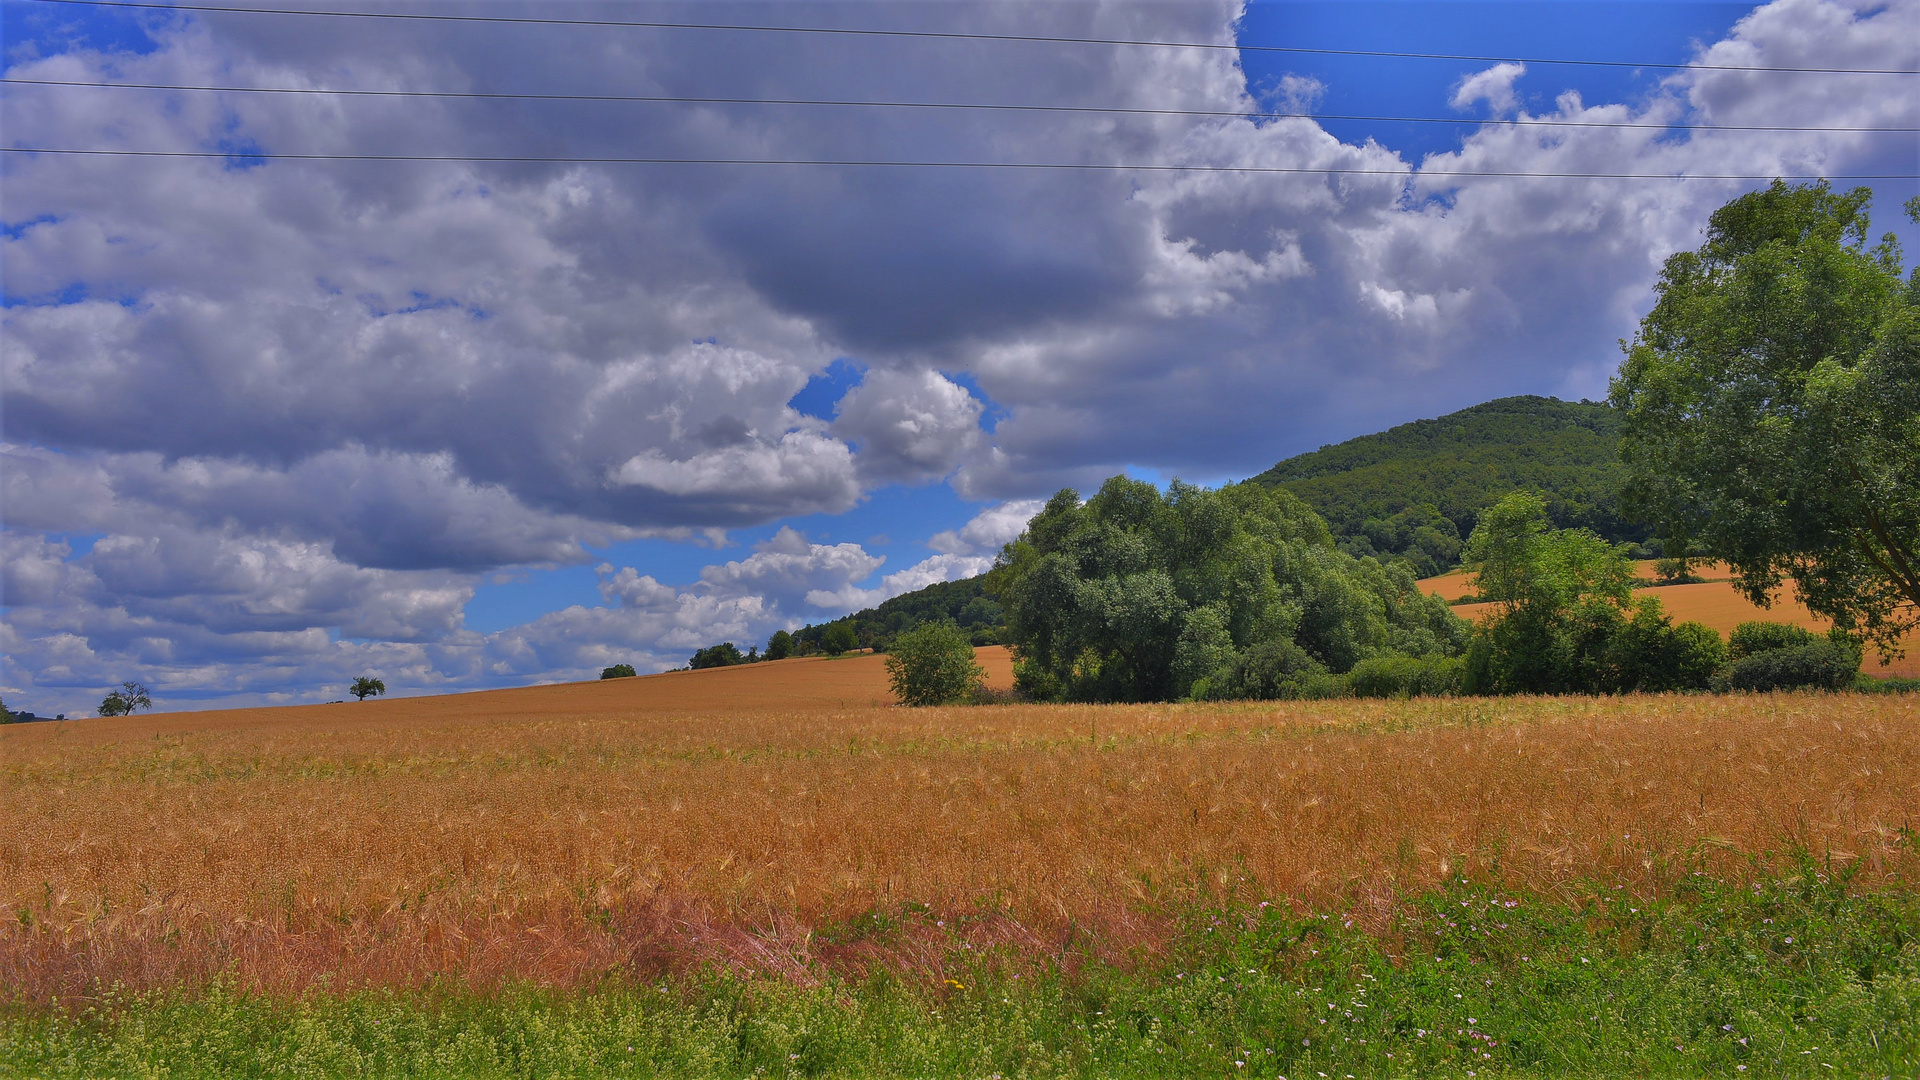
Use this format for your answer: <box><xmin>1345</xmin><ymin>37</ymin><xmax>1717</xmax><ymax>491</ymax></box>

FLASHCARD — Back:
<box><xmin>5</xmin><ymin>859</ymin><xmax>1917</xmax><ymax>1078</ymax></box>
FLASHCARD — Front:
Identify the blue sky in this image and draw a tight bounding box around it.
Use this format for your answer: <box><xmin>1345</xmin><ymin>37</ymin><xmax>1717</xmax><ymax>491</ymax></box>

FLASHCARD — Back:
<box><xmin>3</xmin><ymin>0</ymin><xmax>1915</xmax><ymax>714</ymax></box>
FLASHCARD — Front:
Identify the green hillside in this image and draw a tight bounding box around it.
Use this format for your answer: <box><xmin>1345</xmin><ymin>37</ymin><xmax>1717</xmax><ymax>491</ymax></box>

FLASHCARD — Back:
<box><xmin>1249</xmin><ymin>396</ymin><xmax>1646</xmax><ymax>576</ymax></box>
<box><xmin>794</xmin><ymin>575</ymin><xmax>1003</xmax><ymax>654</ymax></box>
<box><xmin>788</xmin><ymin>396</ymin><xmax>1642</xmax><ymax>654</ymax></box>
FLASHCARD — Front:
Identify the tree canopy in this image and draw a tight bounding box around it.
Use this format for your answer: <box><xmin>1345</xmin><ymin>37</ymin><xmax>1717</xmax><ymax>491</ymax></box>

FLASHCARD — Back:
<box><xmin>884</xmin><ymin>621</ymin><xmax>986</xmax><ymax>706</ymax></box>
<box><xmin>1459</xmin><ymin>492</ymin><xmax>1724</xmax><ymax>695</ymax></box>
<box><xmin>98</xmin><ymin>681</ymin><xmax>152</xmax><ymax>716</ymax></box>
<box><xmin>349</xmin><ymin>676</ymin><xmax>386</xmax><ymax>701</ymax></box>
<box><xmin>1611</xmin><ymin>182</ymin><xmax>1920</xmax><ymax>658</ymax></box>
<box><xmin>998</xmin><ymin>477</ymin><xmax>1467</xmax><ymax>703</ymax></box>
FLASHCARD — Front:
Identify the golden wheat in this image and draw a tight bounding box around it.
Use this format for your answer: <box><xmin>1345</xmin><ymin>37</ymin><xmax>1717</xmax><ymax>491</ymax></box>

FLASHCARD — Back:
<box><xmin>4</xmin><ymin>656</ymin><xmax>1915</xmax><ymax>998</ymax></box>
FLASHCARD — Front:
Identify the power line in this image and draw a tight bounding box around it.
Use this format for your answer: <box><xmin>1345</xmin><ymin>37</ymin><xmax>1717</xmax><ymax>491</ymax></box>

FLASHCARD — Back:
<box><xmin>6</xmin><ymin>146</ymin><xmax>1913</xmax><ymax>181</ymax></box>
<box><xmin>8</xmin><ymin>77</ymin><xmax>1914</xmax><ymax>135</ymax></box>
<box><xmin>23</xmin><ymin>0</ymin><xmax>1920</xmax><ymax>76</ymax></box>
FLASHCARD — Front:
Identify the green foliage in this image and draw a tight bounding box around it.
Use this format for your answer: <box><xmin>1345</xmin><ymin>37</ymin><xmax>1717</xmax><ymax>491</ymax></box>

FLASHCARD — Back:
<box><xmin>598</xmin><ymin>664</ymin><xmax>637</xmax><ymax>680</ymax></box>
<box><xmin>689</xmin><ymin>643</ymin><xmax>746</xmax><ymax>669</ymax></box>
<box><xmin>1251</xmin><ymin>395</ymin><xmax>1646</xmax><ymax>575</ymax></box>
<box><xmin>1612</xmin><ymin>180</ymin><xmax>1920</xmax><ymax>659</ymax></box>
<box><xmin>1347</xmin><ymin>652</ymin><xmax>1465</xmax><ymax>698</ymax></box>
<box><xmin>797</xmin><ymin>576</ymin><xmax>1006</xmax><ymax>656</ymax></box>
<box><xmin>765</xmin><ymin>630</ymin><xmax>794</xmax><ymax>661</ymax></box>
<box><xmin>99</xmin><ymin>681</ymin><xmax>153</xmax><ymax>716</ymax></box>
<box><xmin>0</xmin><ymin>696</ymin><xmax>13</xmax><ymax>724</ymax></box>
<box><xmin>883</xmin><ymin>621</ymin><xmax>986</xmax><ymax>706</ymax></box>
<box><xmin>821</xmin><ymin>623</ymin><xmax>859</xmax><ymax>657</ymax></box>
<box><xmin>8</xmin><ymin>865</ymin><xmax>1917</xmax><ymax>1078</ymax></box>
<box><xmin>1727</xmin><ymin>620</ymin><xmax>1819</xmax><ymax>660</ymax></box>
<box><xmin>999</xmin><ymin>477</ymin><xmax>1467</xmax><ymax>703</ymax></box>
<box><xmin>1608</xmin><ymin>602</ymin><xmax>1728</xmax><ymax>693</ymax></box>
<box><xmin>348</xmin><ymin>677</ymin><xmax>385</xmax><ymax>702</ymax></box>
<box><xmin>1724</xmin><ymin>639</ymin><xmax>1862</xmax><ymax>692</ymax></box>
<box><xmin>1462</xmin><ymin>493</ymin><xmax>1725</xmax><ymax>694</ymax></box>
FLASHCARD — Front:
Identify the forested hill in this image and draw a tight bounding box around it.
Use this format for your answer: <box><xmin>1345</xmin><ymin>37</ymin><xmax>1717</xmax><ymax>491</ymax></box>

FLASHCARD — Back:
<box><xmin>800</xmin><ymin>396</ymin><xmax>1642</xmax><ymax>651</ymax></box>
<box><xmin>1249</xmin><ymin>396</ymin><xmax>1646</xmax><ymax>576</ymax></box>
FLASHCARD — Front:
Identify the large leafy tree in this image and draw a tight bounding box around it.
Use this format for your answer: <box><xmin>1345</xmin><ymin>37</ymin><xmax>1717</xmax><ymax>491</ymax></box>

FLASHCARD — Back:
<box><xmin>998</xmin><ymin>477</ymin><xmax>1466</xmax><ymax>702</ymax></box>
<box><xmin>1611</xmin><ymin>182</ymin><xmax>1920</xmax><ymax>659</ymax></box>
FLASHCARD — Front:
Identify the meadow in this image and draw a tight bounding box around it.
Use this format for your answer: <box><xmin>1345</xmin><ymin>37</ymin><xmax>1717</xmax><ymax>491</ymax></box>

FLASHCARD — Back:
<box><xmin>3</xmin><ymin>653</ymin><xmax>1920</xmax><ymax>1068</ymax></box>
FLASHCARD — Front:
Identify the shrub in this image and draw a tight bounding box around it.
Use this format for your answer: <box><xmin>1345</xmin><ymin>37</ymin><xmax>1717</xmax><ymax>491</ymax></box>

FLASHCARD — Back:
<box><xmin>1607</xmin><ymin>599</ymin><xmax>1726</xmax><ymax>692</ymax></box>
<box><xmin>884</xmin><ymin>621</ymin><xmax>985</xmax><ymax>706</ymax></box>
<box><xmin>1191</xmin><ymin>638</ymin><xmax>1334</xmax><ymax>701</ymax></box>
<box><xmin>599</xmin><ymin>664</ymin><xmax>637</xmax><ymax>679</ymax></box>
<box><xmin>1724</xmin><ymin>639</ymin><xmax>1861</xmax><ymax>691</ymax></box>
<box><xmin>1347</xmin><ymin>653</ymin><xmax>1463</xmax><ymax>698</ymax></box>
<box><xmin>1728</xmin><ymin>621</ymin><xmax>1818</xmax><ymax>660</ymax></box>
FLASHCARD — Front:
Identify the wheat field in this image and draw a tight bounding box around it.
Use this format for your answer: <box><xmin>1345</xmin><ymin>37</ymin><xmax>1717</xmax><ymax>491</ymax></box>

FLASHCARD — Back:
<box><xmin>4</xmin><ymin>654</ymin><xmax>1916</xmax><ymax>1001</ymax></box>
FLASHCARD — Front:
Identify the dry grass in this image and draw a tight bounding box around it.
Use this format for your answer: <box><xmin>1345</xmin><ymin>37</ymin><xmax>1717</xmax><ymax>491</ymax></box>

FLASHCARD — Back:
<box><xmin>4</xmin><ymin>657</ymin><xmax>1917</xmax><ymax>1001</ymax></box>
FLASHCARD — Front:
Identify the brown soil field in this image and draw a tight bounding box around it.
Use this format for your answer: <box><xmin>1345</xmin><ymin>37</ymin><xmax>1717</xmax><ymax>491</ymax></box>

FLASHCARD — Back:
<box><xmin>1422</xmin><ymin>567</ymin><xmax>1920</xmax><ymax>678</ymax></box>
<box><xmin>5</xmin><ymin>655</ymin><xmax>1917</xmax><ymax>1001</ymax></box>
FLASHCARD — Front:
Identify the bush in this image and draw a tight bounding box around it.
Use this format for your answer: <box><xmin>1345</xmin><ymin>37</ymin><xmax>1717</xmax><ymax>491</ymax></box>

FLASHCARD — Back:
<box><xmin>1607</xmin><ymin>600</ymin><xmax>1726</xmax><ymax>692</ymax></box>
<box><xmin>1728</xmin><ymin>621</ymin><xmax>1818</xmax><ymax>660</ymax></box>
<box><xmin>1190</xmin><ymin>638</ymin><xmax>1329</xmax><ymax>701</ymax></box>
<box><xmin>884</xmin><ymin>621</ymin><xmax>985</xmax><ymax>706</ymax></box>
<box><xmin>599</xmin><ymin>664</ymin><xmax>637</xmax><ymax>679</ymax></box>
<box><xmin>1347</xmin><ymin>653</ymin><xmax>1464</xmax><ymax>698</ymax></box>
<box><xmin>1723</xmin><ymin>639</ymin><xmax>1861</xmax><ymax>691</ymax></box>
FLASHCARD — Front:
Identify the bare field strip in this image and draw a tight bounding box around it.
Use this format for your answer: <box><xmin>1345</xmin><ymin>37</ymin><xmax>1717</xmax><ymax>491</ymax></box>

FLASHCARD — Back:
<box><xmin>4</xmin><ymin>664</ymin><xmax>1917</xmax><ymax>1001</ymax></box>
<box><xmin>1424</xmin><ymin>567</ymin><xmax>1920</xmax><ymax>678</ymax></box>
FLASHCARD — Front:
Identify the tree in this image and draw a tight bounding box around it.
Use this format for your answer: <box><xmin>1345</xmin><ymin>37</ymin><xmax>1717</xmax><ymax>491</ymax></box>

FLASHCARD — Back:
<box><xmin>1461</xmin><ymin>492</ymin><xmax>1723</xmax><ymax>694</ymax></box>
<box><xmin>1611</xmin><ymin>182</ymin><xmax>1920</xmax><ymax>660</ymax></box>
<box><xmin>689</xmin><ymin>643</ymin><xmax>745</xmax><ymax>669</ymax></box>
<box><xmin>998</xmin><ymin>476</ymin><xmax>1467</xmax><ymax>703</ymax></box>
<box><xmin>884</xmin><ymin>621</ymin><xmax>986</xmax><ymax>706</ymax></box>
<box><xmin>821</xmin><ymin>622</ymin><xmax>859</xmax><ymax>656</ymax></box>
<box><xmin>600</xmin><ymin>664</ymin><xmax>637</xmax><ymax>679</ymax></box>
<box><xmin>765</xmin><ymin>630</ymin><xmax>793</xmax><ymax>661</ymax></box>
<box><xmin>350</xmin><ymin>676</ymin><xmax>386</xmax><ymax>701</ymax></box>
<box><xmin>0</xmin><ymin>696</ymin><xmax>15</xmax><ymax>724</ymax></box>
<box><xmin>98</xmin><ymin>681</ymin><xmax>152</xmax><ymax>717</ymax></box>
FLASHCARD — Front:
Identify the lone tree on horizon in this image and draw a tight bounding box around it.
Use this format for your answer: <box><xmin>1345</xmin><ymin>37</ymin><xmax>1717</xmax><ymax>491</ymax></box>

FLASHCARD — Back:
<box><xmin>350</xmin><ymin>676</ymin><xmax>387</xmax><ymax>701</ymax></box>
<box><xmin>99</xmin><ymin>682</ymin><xmax>152</xmax><ymax>717</ymax></box>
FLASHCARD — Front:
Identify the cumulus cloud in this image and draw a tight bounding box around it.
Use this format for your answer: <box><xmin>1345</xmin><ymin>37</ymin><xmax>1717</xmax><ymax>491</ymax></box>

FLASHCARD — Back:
<box><xmin>928</xmin><ymin>500</ymin><xmax>1048</xmax><ymax>557</ymax></box>
<box><xmin>1450</xmin><ymin>62</ymin><xmax>1528</xmax><ymax>114</ymax></box>
<box><xmin>4</xmin><ymin>0</ymin><xmax>1914</xmax><ymax>713</ymax></box>
<box><xmin>832</xmin><ymin>369</ymin><xmax>985</xmax><ymax>484</ymax></box>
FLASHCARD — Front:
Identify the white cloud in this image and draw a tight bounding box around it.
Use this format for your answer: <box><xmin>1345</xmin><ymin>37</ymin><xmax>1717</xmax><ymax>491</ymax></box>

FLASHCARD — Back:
<box><xmin>928</xmin><ymin>499</ymin><xmax>1048</xmax><ymax>557</ymax></box>
<box><xmin>1450</xmin><ymin>62</ymin><xmax>1528</xmax><ymax>115</ymax></box>
<box><xmin>4</xmin><ymin>0</ymin><xmax>1914</xmax><ymax>713</ymax></box>
<box><xmin>831</xmin><ymin>369</ymin><xmax>986</xmax><ymax>484</ymax></box>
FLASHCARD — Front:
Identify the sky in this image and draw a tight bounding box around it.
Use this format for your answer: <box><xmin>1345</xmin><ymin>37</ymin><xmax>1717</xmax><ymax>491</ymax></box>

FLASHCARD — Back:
<box><xmin>2</xmin><ymin>0</ymin><xmax>1916</xmax><ymax>716</ymax></box>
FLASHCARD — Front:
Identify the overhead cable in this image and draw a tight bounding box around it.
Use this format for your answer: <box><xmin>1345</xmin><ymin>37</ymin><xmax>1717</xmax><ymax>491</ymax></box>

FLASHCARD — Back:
<box><xmin>5</xmin><ymin>146</ymin><xmax>1913</xmax><ymax>181</ymax></box>
<box><xmin>7</xmin><ymin>78</ymin><xmax>1914</xmax><ymax>134</ymax></box>
<box><xmin>24</xmin><ymin>0</ymin><xmax>1920</xmax><ymax>76</ymax></box>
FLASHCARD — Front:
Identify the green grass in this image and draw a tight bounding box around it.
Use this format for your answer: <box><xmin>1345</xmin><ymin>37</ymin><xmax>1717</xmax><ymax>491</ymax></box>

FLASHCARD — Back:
<box><xmin>6</xmin><ymin>859</ymin><xmax>1917</xmax><ymax>1078</ymax></box>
